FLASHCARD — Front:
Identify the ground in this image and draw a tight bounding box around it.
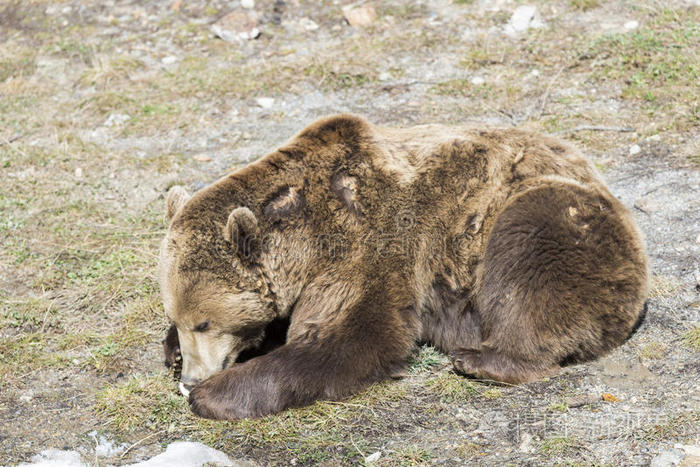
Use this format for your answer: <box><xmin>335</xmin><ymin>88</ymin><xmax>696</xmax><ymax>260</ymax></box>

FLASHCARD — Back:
<box><xmin>0</xmin><ymin>0</ymin><xmax>698</xmax><ymax>465</ymax></box>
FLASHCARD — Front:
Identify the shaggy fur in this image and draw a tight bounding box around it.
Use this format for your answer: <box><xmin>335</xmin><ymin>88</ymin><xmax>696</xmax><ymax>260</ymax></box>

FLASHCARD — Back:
<box><xmin>158</xmin><ymin>114</ymin><xmax>648</xmax><ymax>420</ymax></box>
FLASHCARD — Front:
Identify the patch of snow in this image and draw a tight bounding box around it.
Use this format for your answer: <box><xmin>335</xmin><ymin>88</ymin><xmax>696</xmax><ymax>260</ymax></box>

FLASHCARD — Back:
<box><xmin>503</xmin><ymin>6</ymin><xmax>544</xmax><ymax>37</ymax></box>
<box><xmin>89</xmin><ymin>431</ymin><xmax>128</xmax><ymax>458</ymax></box>
<box><xmin>19</xmin><ymin>449</ymin><xmax>84</xmax><ymax>467</ymax></box>
<box><xmin>127</xmin><ymin>442</ymin><xmax>235</xmax><ymax>467</ymax></box>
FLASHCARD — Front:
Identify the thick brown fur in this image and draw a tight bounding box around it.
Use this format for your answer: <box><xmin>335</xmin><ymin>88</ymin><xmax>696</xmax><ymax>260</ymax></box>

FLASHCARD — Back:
<box><xmin>159</xmin><ymin>114</ymin><xmax>649</xmax><ymax>420</ymax></box>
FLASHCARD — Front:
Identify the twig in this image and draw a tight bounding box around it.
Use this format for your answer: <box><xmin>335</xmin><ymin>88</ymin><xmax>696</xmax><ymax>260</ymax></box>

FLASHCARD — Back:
<box><xmin>554</xmin><ymin>125</ymin><xmax>635</xmax><ymax>134</ymax></box>
<box><xmin>537</xmin><ymin>65</ymin><xmax>566</xmax><ymax>119</ymax></box>
<box><xmin>119</xmin><ymin>429</ymin><xmax>167</xmax><ymax>459</ymax></box>
<box><xmin>349</xmin><ymin>434</ymin><xmax>366</xmax><ymax>460</ymax></box>
<box><xmin>0</xmin><ymin>133</ymin><xmax>24</xmax><ymax>146</ymax></box>
<box><xmin>376</xmin><ymin>80</ymin><xmax>438</xmax><ymax>90</ymax></box>
<box><xmin>39</xmin><ymin>300</ymin><xmax>54</xmax><ymax>334</ymax></box>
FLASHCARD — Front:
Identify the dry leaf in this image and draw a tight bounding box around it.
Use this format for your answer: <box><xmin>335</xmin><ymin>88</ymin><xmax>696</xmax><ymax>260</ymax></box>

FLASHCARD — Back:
<box><xmin>601</xmin><ymin>393</ymin><xmax>620</xmax><ymax>403</ymax></box>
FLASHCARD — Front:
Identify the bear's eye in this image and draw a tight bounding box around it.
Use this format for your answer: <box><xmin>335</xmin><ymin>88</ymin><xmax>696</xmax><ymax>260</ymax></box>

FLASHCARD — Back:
<box><xmin>194</xmin><ymin>321</ymin><xmax>210</xmax><ymax>332</ymax></box>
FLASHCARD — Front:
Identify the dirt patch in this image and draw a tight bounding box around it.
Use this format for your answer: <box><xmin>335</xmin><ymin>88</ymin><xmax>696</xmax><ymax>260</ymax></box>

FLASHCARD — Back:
<box><xmin>1</xmin><ymin>0</ymin><xmax>698</xmax><ymax>465</ymax></box>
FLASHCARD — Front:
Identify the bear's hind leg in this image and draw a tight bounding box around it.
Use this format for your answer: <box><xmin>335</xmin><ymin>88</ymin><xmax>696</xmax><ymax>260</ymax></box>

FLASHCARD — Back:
<box><xmin>465</xmin><ymin>179</ymin><xmax>648</xmax><ymax>383</ymax></box>
<box><xmin>450</xmin><ymin>347</ymin><xmax>557</xmax><ymax>384</ymax></box>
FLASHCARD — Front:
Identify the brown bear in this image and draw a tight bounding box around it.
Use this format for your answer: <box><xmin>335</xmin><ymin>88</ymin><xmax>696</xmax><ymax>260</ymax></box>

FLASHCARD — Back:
<box><xmin>158</xmin><ymin>114</ymin><xmax>648</xmax><ymax>420</ymax></box>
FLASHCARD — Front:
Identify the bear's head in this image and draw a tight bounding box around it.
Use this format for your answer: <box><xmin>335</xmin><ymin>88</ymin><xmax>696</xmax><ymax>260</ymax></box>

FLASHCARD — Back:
<box><xmin>158</xmin><ymin>186</ymin><xmax>278</xmax><ymax>395</ymax></box>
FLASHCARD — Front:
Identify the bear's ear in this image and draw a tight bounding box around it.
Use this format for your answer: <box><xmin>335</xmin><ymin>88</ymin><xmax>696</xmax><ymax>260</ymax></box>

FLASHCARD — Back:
<box><xmin>167</xmin><ymin>186</ymin><xmax>191</xmax><ymax>220</ymax></box>
<box><xmin>224</xmin><ymin>207</ymin><xmax>260</xmax><ymax>260</ymax></box>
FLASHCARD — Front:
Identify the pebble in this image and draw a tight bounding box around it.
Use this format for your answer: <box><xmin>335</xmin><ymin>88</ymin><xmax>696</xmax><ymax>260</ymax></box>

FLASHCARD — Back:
<box><xmin>564</xmin><ymin>393</ymin><xmax>599</xmax><ymax>408</ymax></box>
<box><xmin>74</xmin><ymin>168</ymin><xmax>83</xmax><ymax>178</ymax></box>
<box><xmin>342</xmin><ymin>3</ymin><xmax>377</xmax><ymax>27</ymax></box>
<box><xmin>365</xmin><ymin>452</ymin><xmax>381</xmax><ymax>463</ymax></box>
<box><xmin>241</xmin><ymin>0</ymin><xmax>255</xmax><ymax>9</ymax></box>
<box><xmin>471</xmin><ymin>76</ymin><xmax>485</xmax><ymax>85</ymax></box>
<box><xmin>518</xmin><ymin>432</ymin><xmax>534</xmax><ymax>453</ymax></box>
<box><xmin>378</xmin><ymin>71</ymin><xmax>392</xmax><ymax>81</ymax></box>
<box><xmin>104</xmin><ymin>113</ymin><xmax>131</xmax><ymax>127</ymax></box>
<box><xmin>161</xmin><ymin>55</ymin><xmax>178</xmax><ymax>65</ymax></box>
<box><xmin>193</xmin><ymin>154</ymin><xmax>211</xmax><ymax>163</ymax></box>
<box><xmin>299</xmin><ymin>17</ymin><xmax>319</xmax><ymax>31</ymax></box>
<box><xmin>255</xmin><ymin>97</ymin><xmax>275</xmax><ymax>108</ymax></box>
<box><xmin>624</xmin><ymin>20</ymin><xmax>639</xmax><ymax>30</ymax></box>
<box><xmin>211</xmin><ymin>11</ymin><xmax>260</xmax><ymax>42</ymax></box>
<box><xmin>629</xmin><ymin>144</ymin><xmax>641</xmax><ymax>156</ymax></box>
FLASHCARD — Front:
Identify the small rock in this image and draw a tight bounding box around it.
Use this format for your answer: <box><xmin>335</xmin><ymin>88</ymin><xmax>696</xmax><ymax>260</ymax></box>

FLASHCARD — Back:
<box><xmin>271</xmin><ymin>0</ymin><xmax>286</xmax><ymax>25</ymax></box>
<box><xmin>365</xmin><ymin>452</ymin><xmax>381</xmax><ymax>463</ymax></box>
<box><xmin>74</xmin><ymin>168</ymin><xmax>83</xmax><ymax>178</ymax></box>
<box><xmin>471</xmin><ymin>76</ymin><xmax>485</xmax><ymax>85</ymax></box>
<box><xmin>624</xmin><ymin>20</ymin><xmax>639</xmax><ymax>30</ymax></box>
<box><xmin>193</xmin><ymin>154</ymin><xmax>211</xmax><ymax>163</ymax></box>
<box><xmin>696</xmin><ymin>232</ymin><xmax>700</xmax><ymax>244</ymax></box>
<box><xmin>564</xmin><ymin>394</ymin><xmax>599</xmax><ymax>408</ymax></box>
<box><xmin>72</xmin><ymin>359</ymin><xmax>80</xmax><ymax>365</ymax></box>
<box><xmin>629</xmin><ymin>144</ymin><xmax>641</xmax><ymax>155</ymax></box>
<box><xmin>241</xmin><ymin>0</ymin><xmax>255</xmax><ymax>9</ymax></box>
<box><xmin>519</xmin><ymin>432</ymin><xmax>534</xmax><ymax>453</ymax></box>
<box><xmin>212</xmin><ymin>11</ymin><xmax>260</xmax><ymax>42</ymax></box>
<box><xmin>161</xmin><ymin>55</ymin><xmax>178</xmax><ymax>65</ymax></box>
<box><xmin>19</xmin><ymin>393</ymin><xmax>33</xmax><ymax>403</ymax></box>
<box><xmin>299</xmin><ymin>17</ymin><xmax>319</xmax><ymax>31</ymax></box>
<box><xmin>504</xmin><ymin>5</ymin><xmax>544</xmax><ymax>37</ymax></box>
<box><xmin>378</xmin><ymin>71</ymin><xmax>392</xmax><ymax>81</ymax></box>
<box><xmin>530</xmin><ymin>69</ymin><xmax>540</xmax><ymax>77</ymax></box>
<box><xmin>255</xmin><ymin>97</ymin><xmax>275</xmax><ymax>108</ymax></box>
<box><xmin>647</xmin><ymin>134</ymin><xmax>661</xmax><ymax>142</ymax></box>
<box><xmin>634</xmin><ymin>197</ymin><xmax>660</xmax><ymax>213</ymax></box>
<box><xmin>342</xmin><ymin>3</ymin><xmax>377</xmax><ymax>27</ymax></box>
<box><xmin>104</xmin><ymin>113</ymin><xmax>131</xmax><ymax>127</ymax></box>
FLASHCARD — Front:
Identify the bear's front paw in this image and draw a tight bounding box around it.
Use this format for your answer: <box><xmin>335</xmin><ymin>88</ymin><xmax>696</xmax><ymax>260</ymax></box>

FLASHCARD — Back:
<box><xmin>188</xmin><ymin>383</ymin><xmax>225</xmax><ymax>420</ymax></box>
<box><xmin>162</xmin><ymin>325</ymin><xmax>181</xmax><ymax>374</ymax></box>
<box><xmin>188</xmin><ymin>367</ymin><xmax>281</xmax><ymax>420</ymax></box>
